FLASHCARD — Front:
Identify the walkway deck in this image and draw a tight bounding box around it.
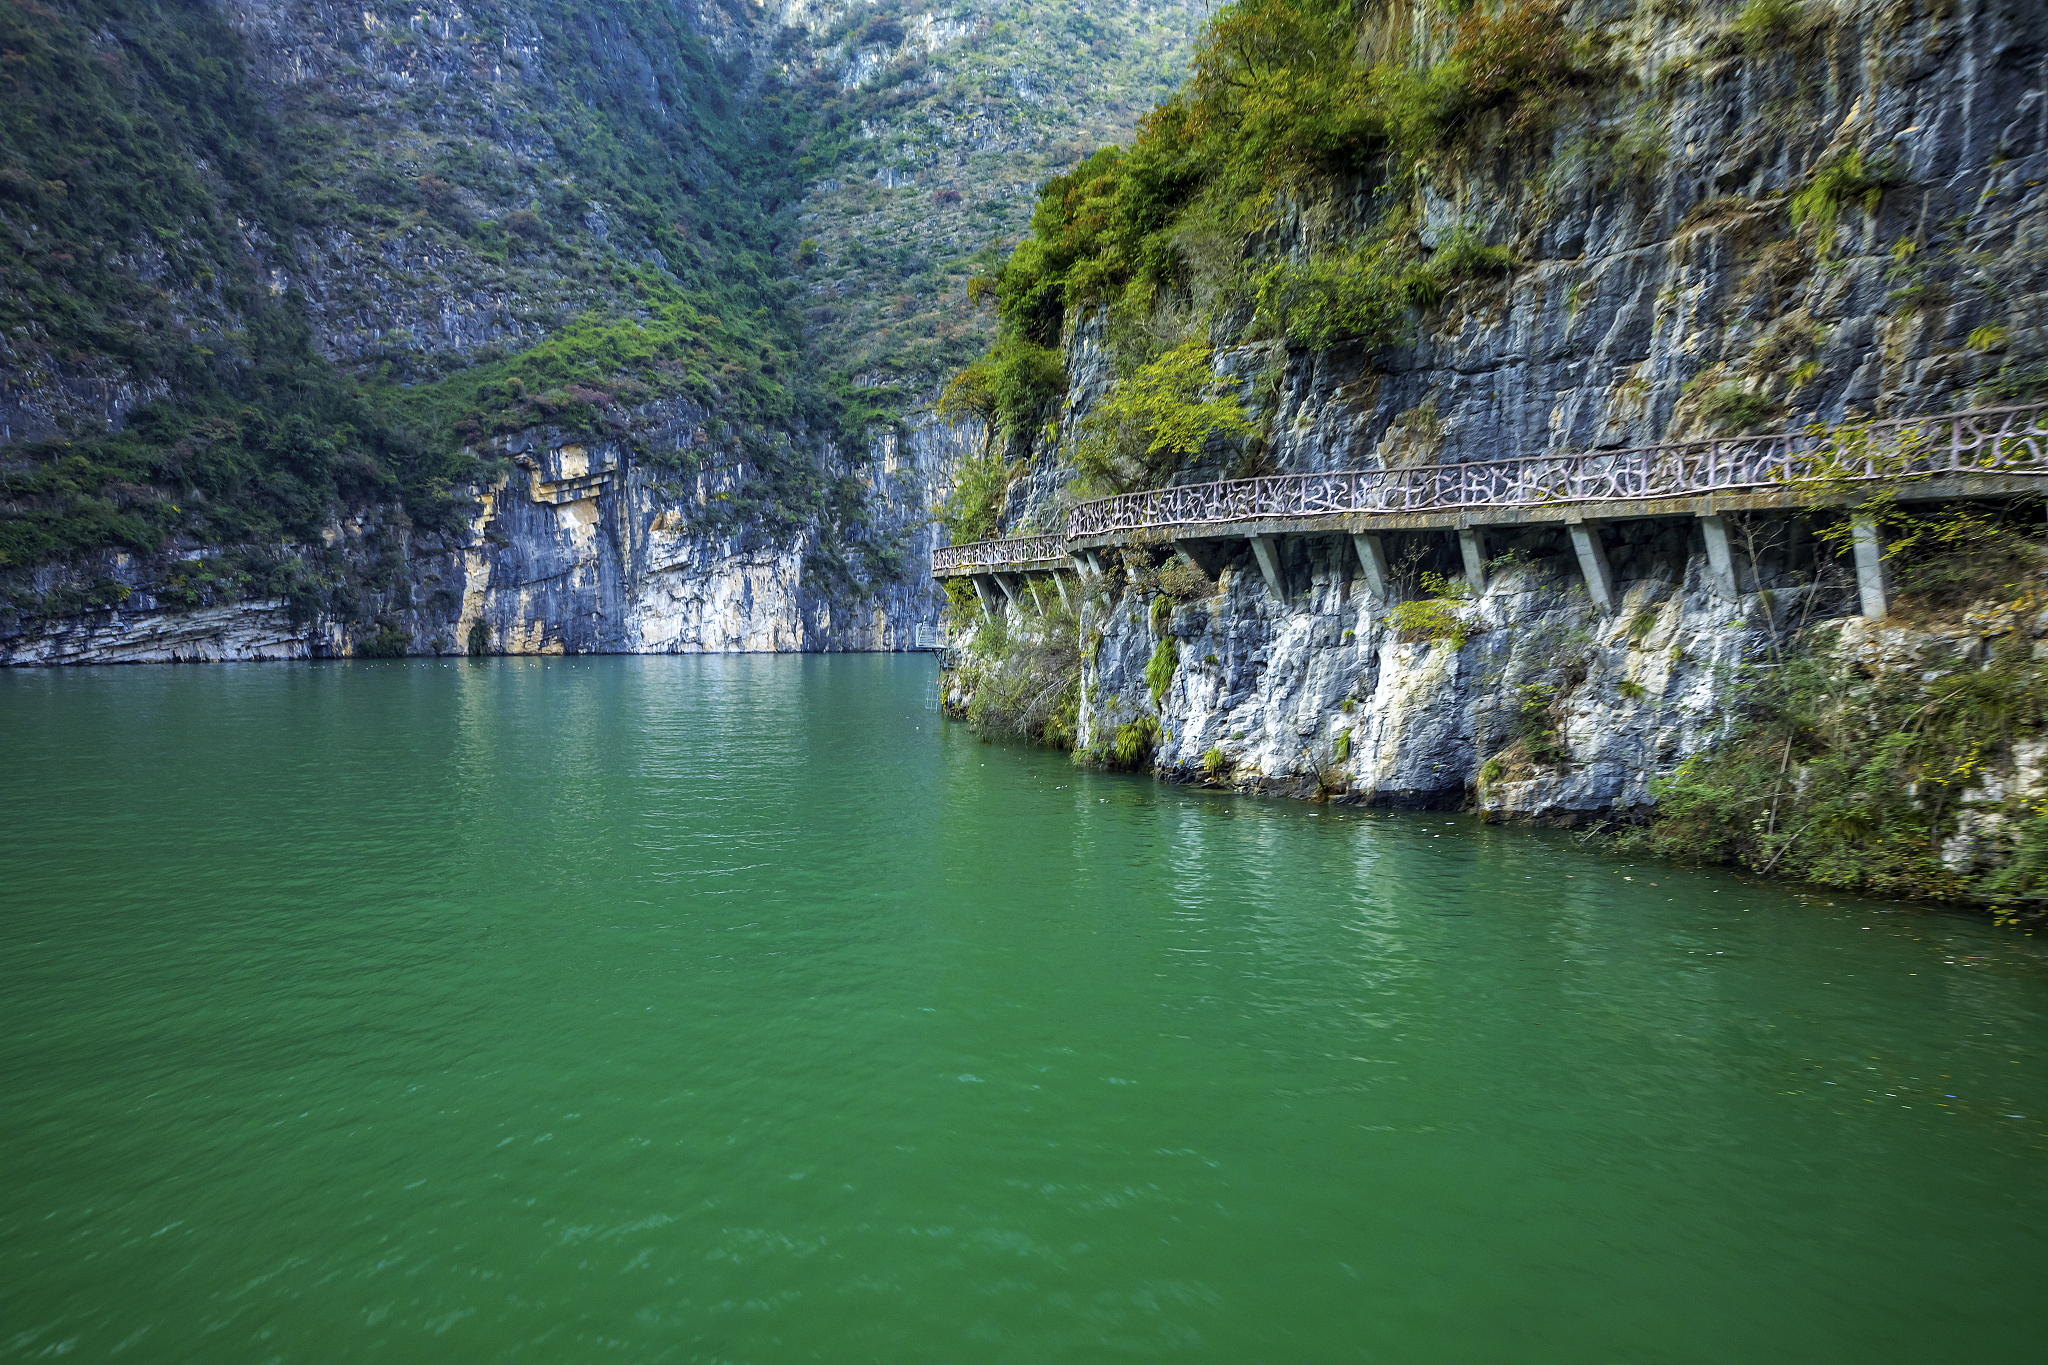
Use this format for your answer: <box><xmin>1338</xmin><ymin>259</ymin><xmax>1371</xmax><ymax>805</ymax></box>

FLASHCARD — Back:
<box><xmin>931</xmin><ymin>405</ymin><xmax>2048</xmax><ymax>617</ymax></box>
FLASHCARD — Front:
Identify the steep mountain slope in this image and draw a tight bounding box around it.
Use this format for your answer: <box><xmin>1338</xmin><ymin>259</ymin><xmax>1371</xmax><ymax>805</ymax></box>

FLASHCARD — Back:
<box><xmin>786</xmin><ymin>0</ymin><xmax>1202</xmax><ymax>391</ymax></box>
<box><xmin>0</xmin><ymin>0</ymin><xmax>1203</xmax><ymax>660</ymax></box>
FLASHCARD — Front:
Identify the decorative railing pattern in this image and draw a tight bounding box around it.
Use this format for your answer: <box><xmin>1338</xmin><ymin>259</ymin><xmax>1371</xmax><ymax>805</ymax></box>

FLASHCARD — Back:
<box><xmin>932</xmin><ymin>532</ymin><xmax>1066</xmax><ymax>575</ymax></box>
<box><xmin>1062</xmin><ymin>404</ymin><xmax>2048</xmax><ymax>540</ymax></box>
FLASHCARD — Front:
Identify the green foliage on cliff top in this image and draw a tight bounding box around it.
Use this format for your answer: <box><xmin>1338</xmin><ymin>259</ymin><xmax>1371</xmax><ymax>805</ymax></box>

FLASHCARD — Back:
<box><xmin>0</xmin><ymin>304</ymin><xmax>475</xmax><ymax>573</ymax></box>
<box><xmin>944</xmin><ymin>0</ymin><xmax>1615</xmax><ymax>497</ymax></box>
<box><xmin>939</xmin><ymin>333</ymin><xmax>1069</xmax><ymax>451</ymax></box>
<box><xmin>975</xmin><ymin>0</ymin><xmax>1604</xmax><ymax>341</ymax></box>
<box><xmin>0</xmin><ymin>0</ymin><xmax>290</xmax><ymax>383</ymax></box>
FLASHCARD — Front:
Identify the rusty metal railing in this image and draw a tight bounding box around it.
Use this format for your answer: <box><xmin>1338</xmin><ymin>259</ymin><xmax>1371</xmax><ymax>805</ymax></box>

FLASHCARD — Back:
<box><xmin>931</xmin><ymin>532</ymin><xmax>1066</xmax><ymax>575</ymax></box>
<box><xmin>930</xmin><ymin>404</ymin><xmax>2048</xmax><ymax>575</ymax></box>
<box><xmin>1062</xmin><ymin>403</ymin><xmax>2048</xmax><ymax>538</ymax></box>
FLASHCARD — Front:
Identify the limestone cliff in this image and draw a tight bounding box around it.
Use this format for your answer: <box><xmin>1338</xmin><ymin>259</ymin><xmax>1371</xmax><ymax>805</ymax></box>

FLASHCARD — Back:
<box><xmin>946</xmin><ymin>0</ymin><xmax>2048</xmax><ymax>898</ymax></box>
<box><xmin>2</xmin><ymin>394</ymin><xmax>972</xmax><ymax>662</ymax></box>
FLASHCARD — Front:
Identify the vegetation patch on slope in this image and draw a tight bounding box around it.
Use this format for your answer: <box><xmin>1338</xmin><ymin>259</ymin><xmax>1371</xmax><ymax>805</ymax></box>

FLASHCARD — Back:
<box><xmin>948</xmin><ymin>0</ymin><xmax>1616</xmax><ymax>491</ymax></box>
<box><xmin>0</xmin><ymin>0</ymin><xmax>882</xmax><ymax>622</ymax></box>
<box><xmin>1621</xmin><ymin>501</ymin><xmax>2048</xmax><ymax>920</ymax></box>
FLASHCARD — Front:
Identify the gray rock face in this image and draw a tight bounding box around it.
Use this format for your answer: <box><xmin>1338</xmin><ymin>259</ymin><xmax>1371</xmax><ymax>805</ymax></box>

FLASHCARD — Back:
<box><xmin>1289</xmin><ymin>0</ymin><xmax>2048</xmax><ymax>471</ymax></box>
<box><xmin>1069</xmin><ymin>522</ymin><xmax>2048</xmax><ymax>837</ymax></box>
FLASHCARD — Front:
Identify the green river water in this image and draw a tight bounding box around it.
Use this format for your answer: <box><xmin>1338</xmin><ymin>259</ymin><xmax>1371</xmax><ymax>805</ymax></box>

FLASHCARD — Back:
<box><xmin>4</xmin><ymin>655</ymin><xmax>2047</xmax><ymax>1363</ymax></box>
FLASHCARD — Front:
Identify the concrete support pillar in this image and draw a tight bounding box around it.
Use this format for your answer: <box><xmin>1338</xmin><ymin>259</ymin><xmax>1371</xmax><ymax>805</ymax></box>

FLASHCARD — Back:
<box><xmin>1054</xmin><ymin>571</ymin><xmax>1073</xmax><ymax>610</ymax></box>
<box><xmin>1851</xmin><ymin>511</ymin><xmax>1888</xmax><ymax>619</ymax></box>
<box><xmin>1249</xmin><ymin>534</ymin><xmax>1285</xmax><ymax>599</ymax></box>
<box><xmin>994</xmin><ymin>572</ymin><xmax>1022</xmax><ymax>608</ymax></box>
<box><xmin>1070</xmin><ymin>553</ymin><xmax>1097</xmax><ymax>580</ymax></box>
<box><xmin>972</xmin><ymin>574</ymin><xmax>1000</xmax><ymax>618</ymax></box>
<box><xmin>1352</xmin><ymin>532</ymin><xmax>1391</xmax><ymax>601</ymax></box>
<box><xmin>1458</xmin><ymin>526</ymin><xmax>1488</xmax><ymax>590</ymax></box>
<box><xmin>1567</xmin><ymin>520</ymin><xmax>1618</xmax><ymax>614</ymax></box>
<box><xmin>1696</xmin><ymin>512</ymin><xmax>1740</xmax><ymax>600</ymax></box>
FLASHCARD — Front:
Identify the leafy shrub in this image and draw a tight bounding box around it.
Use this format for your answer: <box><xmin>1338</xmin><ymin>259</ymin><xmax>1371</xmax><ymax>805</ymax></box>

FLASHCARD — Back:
<box><xmin>855</xmin><ymin>15</ymin><xmax>905</xmax><ymax>48</ymax></box>
<box><xmin>1256</xmin><ymin>233</ymin><xmax>1429</xmax><ymax>349</ymax></box>
<box><xmin>1372</xmin><ymin>0</ymin><xmax>1616</xmax><ymax>162</ymax></box>
<box><xmin>1391</xmin><ymin>570</ymin><xmax>1475</xmax><ymax>648</ymax></box>
<box><xmin>1076</xmin><ymin>342</ymin><xmax>1255</xmax><ymax>491</ymax></box>
<box><xmin>1983</xmin><ymin>798</ymin><xmax>2048</xmax><ymax>918</ymax></box>
<box><xmin>416</xmin><ymin>175</ymin><xmax>473</xmax><ymax>233</ymax></box>
<box><xmin>1510</xmin><ymin>683</ymin><xmax>1566</xmax><ymax>765</ymax></box>
<box><xmin>1392</xmin><ymin>600</ymin><xmax>1465</xmax><ymax>648</ymax></box>
<box><xmin>1879</xmin><ymin>504</ymin><xmax>2042</xmax><ymax>609</ymax></box>
<box><xmin>354</xmin><ymin>621</ymin><xmax>411</xmax><ymax>658</ymax></box>
<box><xmin>1433</xmin><ymin>229</ymin><xmax>1518</xmax><ymax>280</ymax></box>
<box><xmin>1626</xmin><ymin>638</ymin><xmax>2048</xmax><ymax>906</ymax></box>
<box><xmin>960</xmin><ymin>594</ymin><xmax>1083</xmax><ymax>749</ymax></box>
<box><xmin>954</xmin><ymin>0</ymin><xmax>1589</xmax><ymax>385</ymax></box>
<box><xmin>942</xmin><ymin>335</ymin><xmax>1068</xmax><ymax>449</ymax></box>
<box><xmin>1256</xmin><ymin>218</ymin><xmax>1513</xmax><ymax>351</ymax></box>
<box><xmin>1158</xmin><ymin>554</ymin><xmax>1215</xmax><ymax>601</ymax></box>
<box><xmin>1730</xmin><ymin>0</ymin><xmax>1803</xmax><ymax>53</ymax></box>
<box><xmin>466</xmin><ymin>618</ymin><xmax>492</xmax><ymax>657</ymax></box>
<box><xmin>938</xmin><ymin>447</ymin><xmax>1013</xmax><ymax>546</ymax></box>
<box><xmin>1789</xmin><ymin>432</ymin><xmax>2047</xmax><ymax>610</ymax></box>
<box><xmin>1202</xmin><ymin>746</ymin><xmax>1229</xmax><ymax>779</ymax></box>
<box><xmin>1698</xmin><ymin>382</ymin><xmax>1785</xmax><ymax>434</ymax></box>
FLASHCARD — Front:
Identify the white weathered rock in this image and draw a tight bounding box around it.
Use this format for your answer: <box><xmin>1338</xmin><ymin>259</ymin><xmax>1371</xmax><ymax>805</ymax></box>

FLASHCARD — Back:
<box><xmin>1078</xmin><ymin>539</ymin><xmax>1766</xmax><ymax>817</ymax></box>
<box><xmin>2</xmin><ymin>400</ymin><xmax>969</xmax><ymax>664</ymax></box>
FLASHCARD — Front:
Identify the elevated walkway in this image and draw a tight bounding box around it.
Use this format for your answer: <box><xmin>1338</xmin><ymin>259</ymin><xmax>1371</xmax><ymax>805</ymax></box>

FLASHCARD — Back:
<box><xmin>932</xmin><ymin>405</ymin><xmax>2048</xmax><ymax>619</ymax></box>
